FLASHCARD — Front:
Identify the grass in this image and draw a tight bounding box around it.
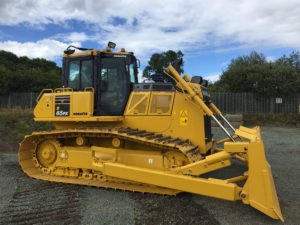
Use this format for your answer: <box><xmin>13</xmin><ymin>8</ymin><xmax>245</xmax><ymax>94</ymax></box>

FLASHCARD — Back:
<box><xmin>0</xmin><ymin>108</ymin><xmax>53</xmax><ymax>151</ymax></box>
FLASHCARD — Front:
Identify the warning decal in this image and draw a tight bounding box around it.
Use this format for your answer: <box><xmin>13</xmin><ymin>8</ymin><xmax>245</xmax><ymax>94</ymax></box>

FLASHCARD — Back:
<box><xmin>180</xmin><ymin>110</ymin><xmax>188</xmax><ymax>126</ymax></box>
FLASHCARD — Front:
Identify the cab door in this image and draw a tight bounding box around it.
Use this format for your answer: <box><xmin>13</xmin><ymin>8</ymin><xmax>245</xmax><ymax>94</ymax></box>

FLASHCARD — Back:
<box><xmin>95</xmin><ymin>57</ymin><xmax>131</xmax><ymax>116</ymax></box>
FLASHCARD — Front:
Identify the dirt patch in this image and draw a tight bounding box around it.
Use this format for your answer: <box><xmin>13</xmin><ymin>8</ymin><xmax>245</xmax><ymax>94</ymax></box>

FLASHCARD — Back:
<box><xmin>0</xmin><ymin>128</ymin><xmax>18</xmax><ymax>153</ymax></box>
<box><xmin>131</xmin><ymin>193</ymin><xmax>219</xmax><ymax>225</ymax></box>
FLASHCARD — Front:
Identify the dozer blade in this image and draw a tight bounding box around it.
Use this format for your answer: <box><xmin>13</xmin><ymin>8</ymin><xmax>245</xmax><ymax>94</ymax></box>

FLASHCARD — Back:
<box><xmin>235</xmin><ymin>126</ymin><xmax>284</xmax><ymax>222</ymax></box>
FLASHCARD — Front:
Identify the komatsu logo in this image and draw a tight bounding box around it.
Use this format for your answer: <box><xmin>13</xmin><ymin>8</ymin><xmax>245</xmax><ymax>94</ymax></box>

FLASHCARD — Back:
<box><xmin>73</xmin><ymin>112</ymin><xmax>88</xmax><ymax>116</ymax></box>
<box><xmin>113</xmin><ymin>55</ymin><xmax>126</xmax><ymax>57</ymax></box>
<box><xmin>56</xmin><ymin>110</ymin><xmax>69</xmax><ymax>116</ymax></box>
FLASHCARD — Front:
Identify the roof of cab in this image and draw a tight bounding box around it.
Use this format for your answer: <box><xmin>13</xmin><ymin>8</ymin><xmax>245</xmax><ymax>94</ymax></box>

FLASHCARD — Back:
<box><xmin>63</xmin><ymin>49</ymin><xmax>132</xmax><ymax>58</ymax></box>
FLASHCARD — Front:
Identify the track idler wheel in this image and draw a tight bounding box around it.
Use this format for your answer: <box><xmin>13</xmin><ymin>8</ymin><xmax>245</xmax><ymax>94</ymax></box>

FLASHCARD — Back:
<box><xmin>35</xmin><ymin>140</ymin><xmax>59</xmax><ymax>168</ymax></box>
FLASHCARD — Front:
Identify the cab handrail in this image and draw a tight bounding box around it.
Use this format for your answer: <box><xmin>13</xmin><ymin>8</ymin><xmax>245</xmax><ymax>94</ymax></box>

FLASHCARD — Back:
<box><xmin>36</xmin><ymin>89</ymin><xmax>53</xmax><ymax>103</ymax></box>
<box><xmin>54</xmin><ymin>88</ymin><xmax>73</xmax><ymax>93</ymax></box>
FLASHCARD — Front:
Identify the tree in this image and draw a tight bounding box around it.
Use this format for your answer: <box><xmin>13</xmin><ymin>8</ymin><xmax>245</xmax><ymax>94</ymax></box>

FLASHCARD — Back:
<box><xmin>268</xmin><ymin>52</ymin><xmax>300</xmax><ymax>96</ymax></box>
<box><xmin>209</xmin><ymin>51</ymin><xmax>300</xmax><ymax>96</ymax></box>
<box><xmin>143</xmin><ymin>50</ymin><xmax>184</xmax><ymax>80</ymax></box>
<box><xmin>0</xmin><ymin>50</ymin><xmax>61</xmax><ymax>94</ymax></box>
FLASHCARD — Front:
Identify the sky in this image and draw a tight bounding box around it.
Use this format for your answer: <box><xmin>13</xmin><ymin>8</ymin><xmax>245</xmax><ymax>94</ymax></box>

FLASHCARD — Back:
<box><xmin>0</xmin><ymin>0</ymin><xmax>300</xmax><ymax>82</ymax></box>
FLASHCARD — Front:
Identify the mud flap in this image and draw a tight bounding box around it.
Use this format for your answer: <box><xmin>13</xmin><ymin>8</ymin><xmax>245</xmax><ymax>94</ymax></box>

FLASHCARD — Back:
<box><xmin>236</xmin><ymin>126</ymin><xmax>284</xmax><ymax>222</ymax></box>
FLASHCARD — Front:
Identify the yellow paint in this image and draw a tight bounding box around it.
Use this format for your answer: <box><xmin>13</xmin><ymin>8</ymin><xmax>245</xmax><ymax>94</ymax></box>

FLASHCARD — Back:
<box><xmin>63</xmin><ymin>49</ymin><xmax>130</xmax><ymax>58</ymax></box>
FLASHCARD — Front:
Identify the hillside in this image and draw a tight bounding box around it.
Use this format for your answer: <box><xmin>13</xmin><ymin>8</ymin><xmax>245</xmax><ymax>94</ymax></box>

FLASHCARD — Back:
<box><xmin>0</xmin><ymin>108</ymin><xmax>53</xmax><ymax>152</ymax></box>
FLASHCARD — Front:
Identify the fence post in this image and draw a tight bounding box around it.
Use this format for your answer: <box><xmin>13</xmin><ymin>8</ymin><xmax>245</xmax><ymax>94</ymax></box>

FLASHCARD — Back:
<box><xmin>296</xmin><ymin>94</ymin><xmax>300</xmax><ymax>115</ymax></box>
<box><xmin>270</xmin><ymin>97</ymin><xmax>274</xmax><ymax>113</ymax></box>
<box><xmin>7</xmin><ymin>94</ymin><xmax>11</xmax><ymax>108</ymax></box>
<box><xmin>30</xmin><ymin>92</ymin><xmax>33</xmax><ymax>109</ymax></box>
<box><xmin>244</xmin><ymin>93</ymin><xmax>246</xmax><ymax>113</ymax></box>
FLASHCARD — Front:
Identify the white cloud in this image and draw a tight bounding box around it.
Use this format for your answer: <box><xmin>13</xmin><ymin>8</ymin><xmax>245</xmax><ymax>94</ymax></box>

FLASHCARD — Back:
<box><xmin>0</xmin><ymin>39</ymin><xmax>79</xmax><ymax>60</ymax></box>
<box><xmin>0</xmin><ymin>0</ymin><xmax>300</xmax><ymax>62</ymax></box>
<box><xmin>221</xmin><ymin>61</ymin><xmax>230</xmax><ymax>70</ymax></box>
<box><xmin>53</xmin><ymin>32</ymin><xmax>90</xmax><ymax>43</ymax></box>
<box><xmin>203</xmin><ymin>73</ymin><xmax>221</xmax><ymax>83</ymax></box>
<box><xmin>266</xmin><ymin>56</ymin><xmax>275</xmax><ymax>62</ymax></box>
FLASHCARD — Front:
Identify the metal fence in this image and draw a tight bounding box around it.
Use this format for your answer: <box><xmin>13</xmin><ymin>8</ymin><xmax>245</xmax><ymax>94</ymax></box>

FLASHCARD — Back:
<box><xmin>210</xmin><ymin>93</ymin><xmax>300</xmax><ymax>114</ymax></box>
<box><xmin>0</xmin><ymin>92</ymin><xmax>299</xmax><ymax>113</ymax></box>
<box><xmin>0</xmin><ymin>92</ymin><xmax>39</xmax><ymax>109</ymax></box>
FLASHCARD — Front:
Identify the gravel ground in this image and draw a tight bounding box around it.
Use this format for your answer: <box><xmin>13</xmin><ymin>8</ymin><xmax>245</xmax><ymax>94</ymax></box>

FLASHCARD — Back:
<box><xmin>0</xmin><ymin>126</ymin><xmax>299</xmax><ymax>225</ymax></box>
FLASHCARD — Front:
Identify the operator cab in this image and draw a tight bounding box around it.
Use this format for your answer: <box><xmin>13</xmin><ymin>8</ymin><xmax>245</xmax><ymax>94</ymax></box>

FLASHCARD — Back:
<box><xmin>62</xmin><ymin>42</ymin><xmax>139</xmax><ymax>116</ymax></box>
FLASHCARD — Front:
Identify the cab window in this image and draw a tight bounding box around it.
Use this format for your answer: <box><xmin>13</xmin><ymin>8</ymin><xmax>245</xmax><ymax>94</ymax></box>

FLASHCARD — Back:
<box><xmin>68</xmin><ymin>60</ymin><xmax>92</xmax><ymax>89</ymax></box>
<box><xmin>101</xmin><ymin>68</ymin><xmax>118</xmax><ymax>91</ymax></box>
<box><xmin>129</xmin><ymin>64</ymin><xmax>135</xmax><ymax>83</ymax></box>
<box><xmin>69</xmin><ymin>61</ymin><xmax>80</xmax><ymax>89</ymax></box>
<box><xmin>81</xmin><ymin>60</ymin><xmax>93</xmax><ymax>88</ymax></box>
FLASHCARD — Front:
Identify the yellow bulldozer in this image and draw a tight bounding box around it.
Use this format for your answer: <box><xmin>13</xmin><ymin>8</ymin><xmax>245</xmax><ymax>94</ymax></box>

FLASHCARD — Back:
<box><xmin>19</xmin><ymin>42</ymin><xmax>284</xmax><ymax>221</ymax></box>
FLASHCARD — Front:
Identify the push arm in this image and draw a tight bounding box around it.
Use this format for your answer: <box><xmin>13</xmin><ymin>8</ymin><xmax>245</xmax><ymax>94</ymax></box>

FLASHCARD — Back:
<box><xmin>166</xmin><ymin>65</ymin><xmax>235</xmax><ymax>141</ymax></box>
